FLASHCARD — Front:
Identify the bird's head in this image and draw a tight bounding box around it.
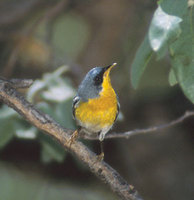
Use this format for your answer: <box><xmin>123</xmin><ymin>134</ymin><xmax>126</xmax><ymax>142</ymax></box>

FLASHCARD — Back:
<box><xmin>78</xmin><ymin>63</ymin><xmax>117</xmax><ymax>101</ymax></box>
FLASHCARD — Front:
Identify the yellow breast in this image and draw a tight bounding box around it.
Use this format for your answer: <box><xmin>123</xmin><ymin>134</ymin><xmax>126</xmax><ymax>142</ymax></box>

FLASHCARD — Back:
<box><xmin>75</xmin><ymin>76</ymin><xmax>117</xmax><ymax>132</ymax></box>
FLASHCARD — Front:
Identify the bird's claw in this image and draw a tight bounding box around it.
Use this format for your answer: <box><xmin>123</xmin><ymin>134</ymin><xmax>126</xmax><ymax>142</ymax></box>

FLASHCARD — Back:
<box><xmin>96</xmin><ymin>152</ymin><xmax>104</xmax><ymax>162</ymax></box>
<box><xmin>67</xmin><ymin>129</ymin><xmax>79</xmax><ymax>147</ymax></box>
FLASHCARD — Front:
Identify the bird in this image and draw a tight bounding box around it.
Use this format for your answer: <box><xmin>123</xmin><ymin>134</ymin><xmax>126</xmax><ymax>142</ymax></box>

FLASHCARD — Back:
<box><xmin>70</xmin><ymin>63</ymin><xmax>119</xmax><ymax>160</ymax></box>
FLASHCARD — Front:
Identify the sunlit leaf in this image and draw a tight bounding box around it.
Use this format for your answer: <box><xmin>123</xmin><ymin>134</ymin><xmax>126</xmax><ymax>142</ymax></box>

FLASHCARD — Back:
<box><xmin>15</xmin><ymin>126</ymin><xmax>37</xmax><ymax>139</ymax></box>
<box><xmin>131</xmin><ymin>0</ymin><xmax>187</xmax><ymax>89</ymax></box>
<box><xmin>27</xmin><ymin>66</ymin><xmax>75</xmax><ymax>103</ymax></box>
<box><xmin>42</xmin><ymin>82</ymin><xmax>74</xmax><ymax>102</ymax></box>
<box><xmin>27</xmin><ymin>80</ymin><xmax>46</xmax><ymax>102</ymax></box>
<box><xmin>188</xmin><ymin>0</ymin><xmax>194</xmax><ymax>7</ymax></box>
<box><xmin>149</xmin><ymin>5</ymin><xmax>182</xmax><ymax>58</ymax></box>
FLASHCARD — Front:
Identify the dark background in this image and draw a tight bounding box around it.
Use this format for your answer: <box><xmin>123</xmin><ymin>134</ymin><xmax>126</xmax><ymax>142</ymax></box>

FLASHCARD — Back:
<box><xmin>0</xmin><ymin>0</ymin><xmax>193</xmax><ymax>200</ymax></box>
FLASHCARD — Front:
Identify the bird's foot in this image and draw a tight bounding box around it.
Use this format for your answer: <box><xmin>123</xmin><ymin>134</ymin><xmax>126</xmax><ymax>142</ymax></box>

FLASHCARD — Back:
<box><xmin>96</xmin><ymin>152</ymin><xmax>104</xmax><ymax>162</ymax></box>
<box><xmin>67</xmin><ymin>129</ymin><xmax>79</xmax><ymax>147</ymax></box>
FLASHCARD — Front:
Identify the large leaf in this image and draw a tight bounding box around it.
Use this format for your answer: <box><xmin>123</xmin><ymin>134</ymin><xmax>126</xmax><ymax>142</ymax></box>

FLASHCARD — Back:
<box><xmin>169</xmin><ymin>7</ymin><xmax>194</xmax><ymax>102</ymax></box>
<box><xmin>27</xmin><ymin>66</ymin><xmax>75</xmax><ymax>103</ymax></box>
<box><xmin>159</xmin><ymin>0</ymin><xmax>187</xmax><ymax>17</ymax></box>
<box><xmin>131</xmin><ymin>35</ymin><xmax>153</xmax><ymax>89</ymax></box>
<box><xmin>131</xmin><ymin>0</ymin><xmax>188</xmax><ymax>89</ymax></box>
<box><xmin>149</xmin><ymin>6</ymin><xmax>182</xmax><ymax>59</ymax></box>
<box><xmin>155</xmin><ymin>0</ymin><xmax>194</xmax><ymax>102</ymax></box>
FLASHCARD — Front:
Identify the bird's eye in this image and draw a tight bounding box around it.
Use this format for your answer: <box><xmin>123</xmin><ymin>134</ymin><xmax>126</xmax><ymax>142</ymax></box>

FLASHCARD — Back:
<box><xmin>94</xmin><ymin>75</ymin><xmax>102</xmax><ymax>85</ymax></box>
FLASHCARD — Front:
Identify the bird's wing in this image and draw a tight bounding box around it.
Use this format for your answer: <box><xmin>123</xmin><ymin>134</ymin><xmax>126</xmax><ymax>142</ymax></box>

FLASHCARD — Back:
<box><xmin>72</xmin><ymin>95</ymin><xmax>80</xmax><ymax>119</ymax></box>
<box><xmin>114</xmin><ymin>95</ymin><xmax>120</xmax><ymax>122</ymax></box>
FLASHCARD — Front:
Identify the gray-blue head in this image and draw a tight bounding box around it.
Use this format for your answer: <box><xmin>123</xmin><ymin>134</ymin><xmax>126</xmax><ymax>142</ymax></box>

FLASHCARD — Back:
<box><xmin>77</xmin><ymin>63</ymin><xmax>117</xmax><ymax>101</ymax></box>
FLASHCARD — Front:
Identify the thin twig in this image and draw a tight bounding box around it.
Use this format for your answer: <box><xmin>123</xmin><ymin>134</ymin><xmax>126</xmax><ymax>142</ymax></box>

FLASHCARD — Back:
<box><xmin>9</xmin><ymin>79</ymin><xmax>33</xmax><ymax>88</ymax></box>
<box><xmin>0</xmin><ymin>77</ymin><xmax>33</xmax><ymax>88</ymax></box>
<box><xmin>83</xmin><ymin>111</ymin><xmax>194</xmax><ymax>140</ymax></box>
<box><xmin>0</xmin><ymin>79</ymin><xmax>143</xmax><ymax>200</ymax></box>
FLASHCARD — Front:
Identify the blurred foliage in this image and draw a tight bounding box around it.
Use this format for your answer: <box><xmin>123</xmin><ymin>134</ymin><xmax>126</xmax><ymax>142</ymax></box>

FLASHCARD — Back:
<box><xmin>131</xmin><ymin>0</ymin><xmax>194</xmax><ymax>103</ymax></box>
<box><xmin>0</xmin><ymin>0</ymin><xmax>194</xmax><ymax>200</ymax></box>
<box><xmin>0</xmin><ymin>66</ymin><xmax>76</xmax><ymax>163</ymax></box>
<box><xmin>35</xmin><ymin>12</ymin><xmax>90</xmax><ymax>60</ymax></box>
<box><xmin>51</xmin><ymin>14</ymin><xmax>90</xmax><ymax>60</ymax></box>
<box><xmin>16</xmin><ymin>35</ymin><xmax>51</xmax><ymax>69</ymax></box>
<box><xmin>0</xmin><ymin>161</ymin><xmax>116</xmax><ymax>200</ymax></box>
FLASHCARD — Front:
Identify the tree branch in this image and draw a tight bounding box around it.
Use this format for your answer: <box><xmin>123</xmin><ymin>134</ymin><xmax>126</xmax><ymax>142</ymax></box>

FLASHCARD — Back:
<box><xmin>83</xmin><ymin>111</ymin><xmax>194</xmax><ymax>140</ymax></box>
<box><xmin>0</xmin><ymin>79</ymin><xmax>143</xmax><ymax>200</ymax></box>
<box><xmin>0</xmin><ymin>77</ymin><xmax>33</xmax><ymax>88</ymax></box>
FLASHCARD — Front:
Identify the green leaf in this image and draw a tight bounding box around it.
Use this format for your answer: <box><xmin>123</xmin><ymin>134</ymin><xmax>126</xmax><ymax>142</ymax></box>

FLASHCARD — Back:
<box><xmin>52</xmin><ymin>14</ymin><xmax>89</xmax><ymax>59</ymax></box>
<box><xmin>130</xmin><ymin>0</ymin><xmax>187</xmax><ymax>89</ymax></box>
<box><xmin>37</xmin><ymin>100</ymin><xmax>76</xmax><ymax>130</ymax></box>
<box><xmin>160</xmin><ymin>0</ymin><xmax>187</xmax><ymax>18</ymax></box>
<box><xmin>39</xmin><ymin>133</ymin><xmax>66</xmax><ymax>163</ymax></box>
<box><xmin>168</xmin><ymin>69</ymin><xmax>178</xmax><ymax>86</ymax></box>
<box><xmin>149</xmin><ymin>6</ymin><xmax>182</xmax><ymax>59</ymax></box>
<box><xmin>131</xmin><ymin>35</ymin><xmax>153</xmax><ymax>89</ymax></box>
<box><xmin>169</xmin><ymin>5</ymin><xmax>194</xmax><ymax>103</ymax></box>
<box><xmin>0</xmin><ymin>105</ymin><xmax>18</xmax><ymax>119</ymax></box>
<box><xmin>0</xmin><ymin>162</ymin><xmax>116</xmax><ymax>200</ymax></box>
<box><xmin>55</xmin><ymin>100</ymin><xmax>76</xmax><ymax>130</ymax></box>
<box><xmin>0</xmin><ymin>106</ymin><xmax>20</xmax><ymax>148</ymax></box>
<box><xmin>27</xmin><ymin>66</ymin><xmax>75</xmax><ymax>103</ymax></box>
<box><xmin>15</xmin><ymin>126</ymin><xmax>37</xmax><ymax>139</ymax></box>
<box><xmin>0</xmin><ymin>119</ymin><xmax>15</xmax><ymax>148</ymax></box>
<box><xmin>37</xmin><ymin>102</ymin><xmax>54</xmax><ymax>116</ymax></box>
<box><xmin>27</xmin><ymin>80</ymin><xmax>46</xmax><ymax>102</ymax></box>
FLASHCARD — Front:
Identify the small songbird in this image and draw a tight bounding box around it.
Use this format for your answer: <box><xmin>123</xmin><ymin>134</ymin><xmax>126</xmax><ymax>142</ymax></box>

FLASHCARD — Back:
<box><xmin>71</xmin><ymin>63</ymin><xmax>119</xmax><ymax>159</ymax></box>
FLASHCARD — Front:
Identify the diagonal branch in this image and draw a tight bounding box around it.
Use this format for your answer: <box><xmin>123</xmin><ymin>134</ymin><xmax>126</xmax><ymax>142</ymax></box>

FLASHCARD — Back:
<box><xmin>0</xmin><ymin>77</ymin><xmax>33</xmax><ymax>88</ymax></box>
<box><xmin>0</xmin><ymin>79</ymin><xmax>143</xmax><ymax>200</ymax></box>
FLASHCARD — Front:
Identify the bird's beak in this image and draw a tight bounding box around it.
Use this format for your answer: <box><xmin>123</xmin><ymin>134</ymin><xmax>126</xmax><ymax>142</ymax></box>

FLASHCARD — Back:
<box><xmin>104</xmin><ymin>62</ymin><xmax>117</xmax><ymax>76</ymax></box>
